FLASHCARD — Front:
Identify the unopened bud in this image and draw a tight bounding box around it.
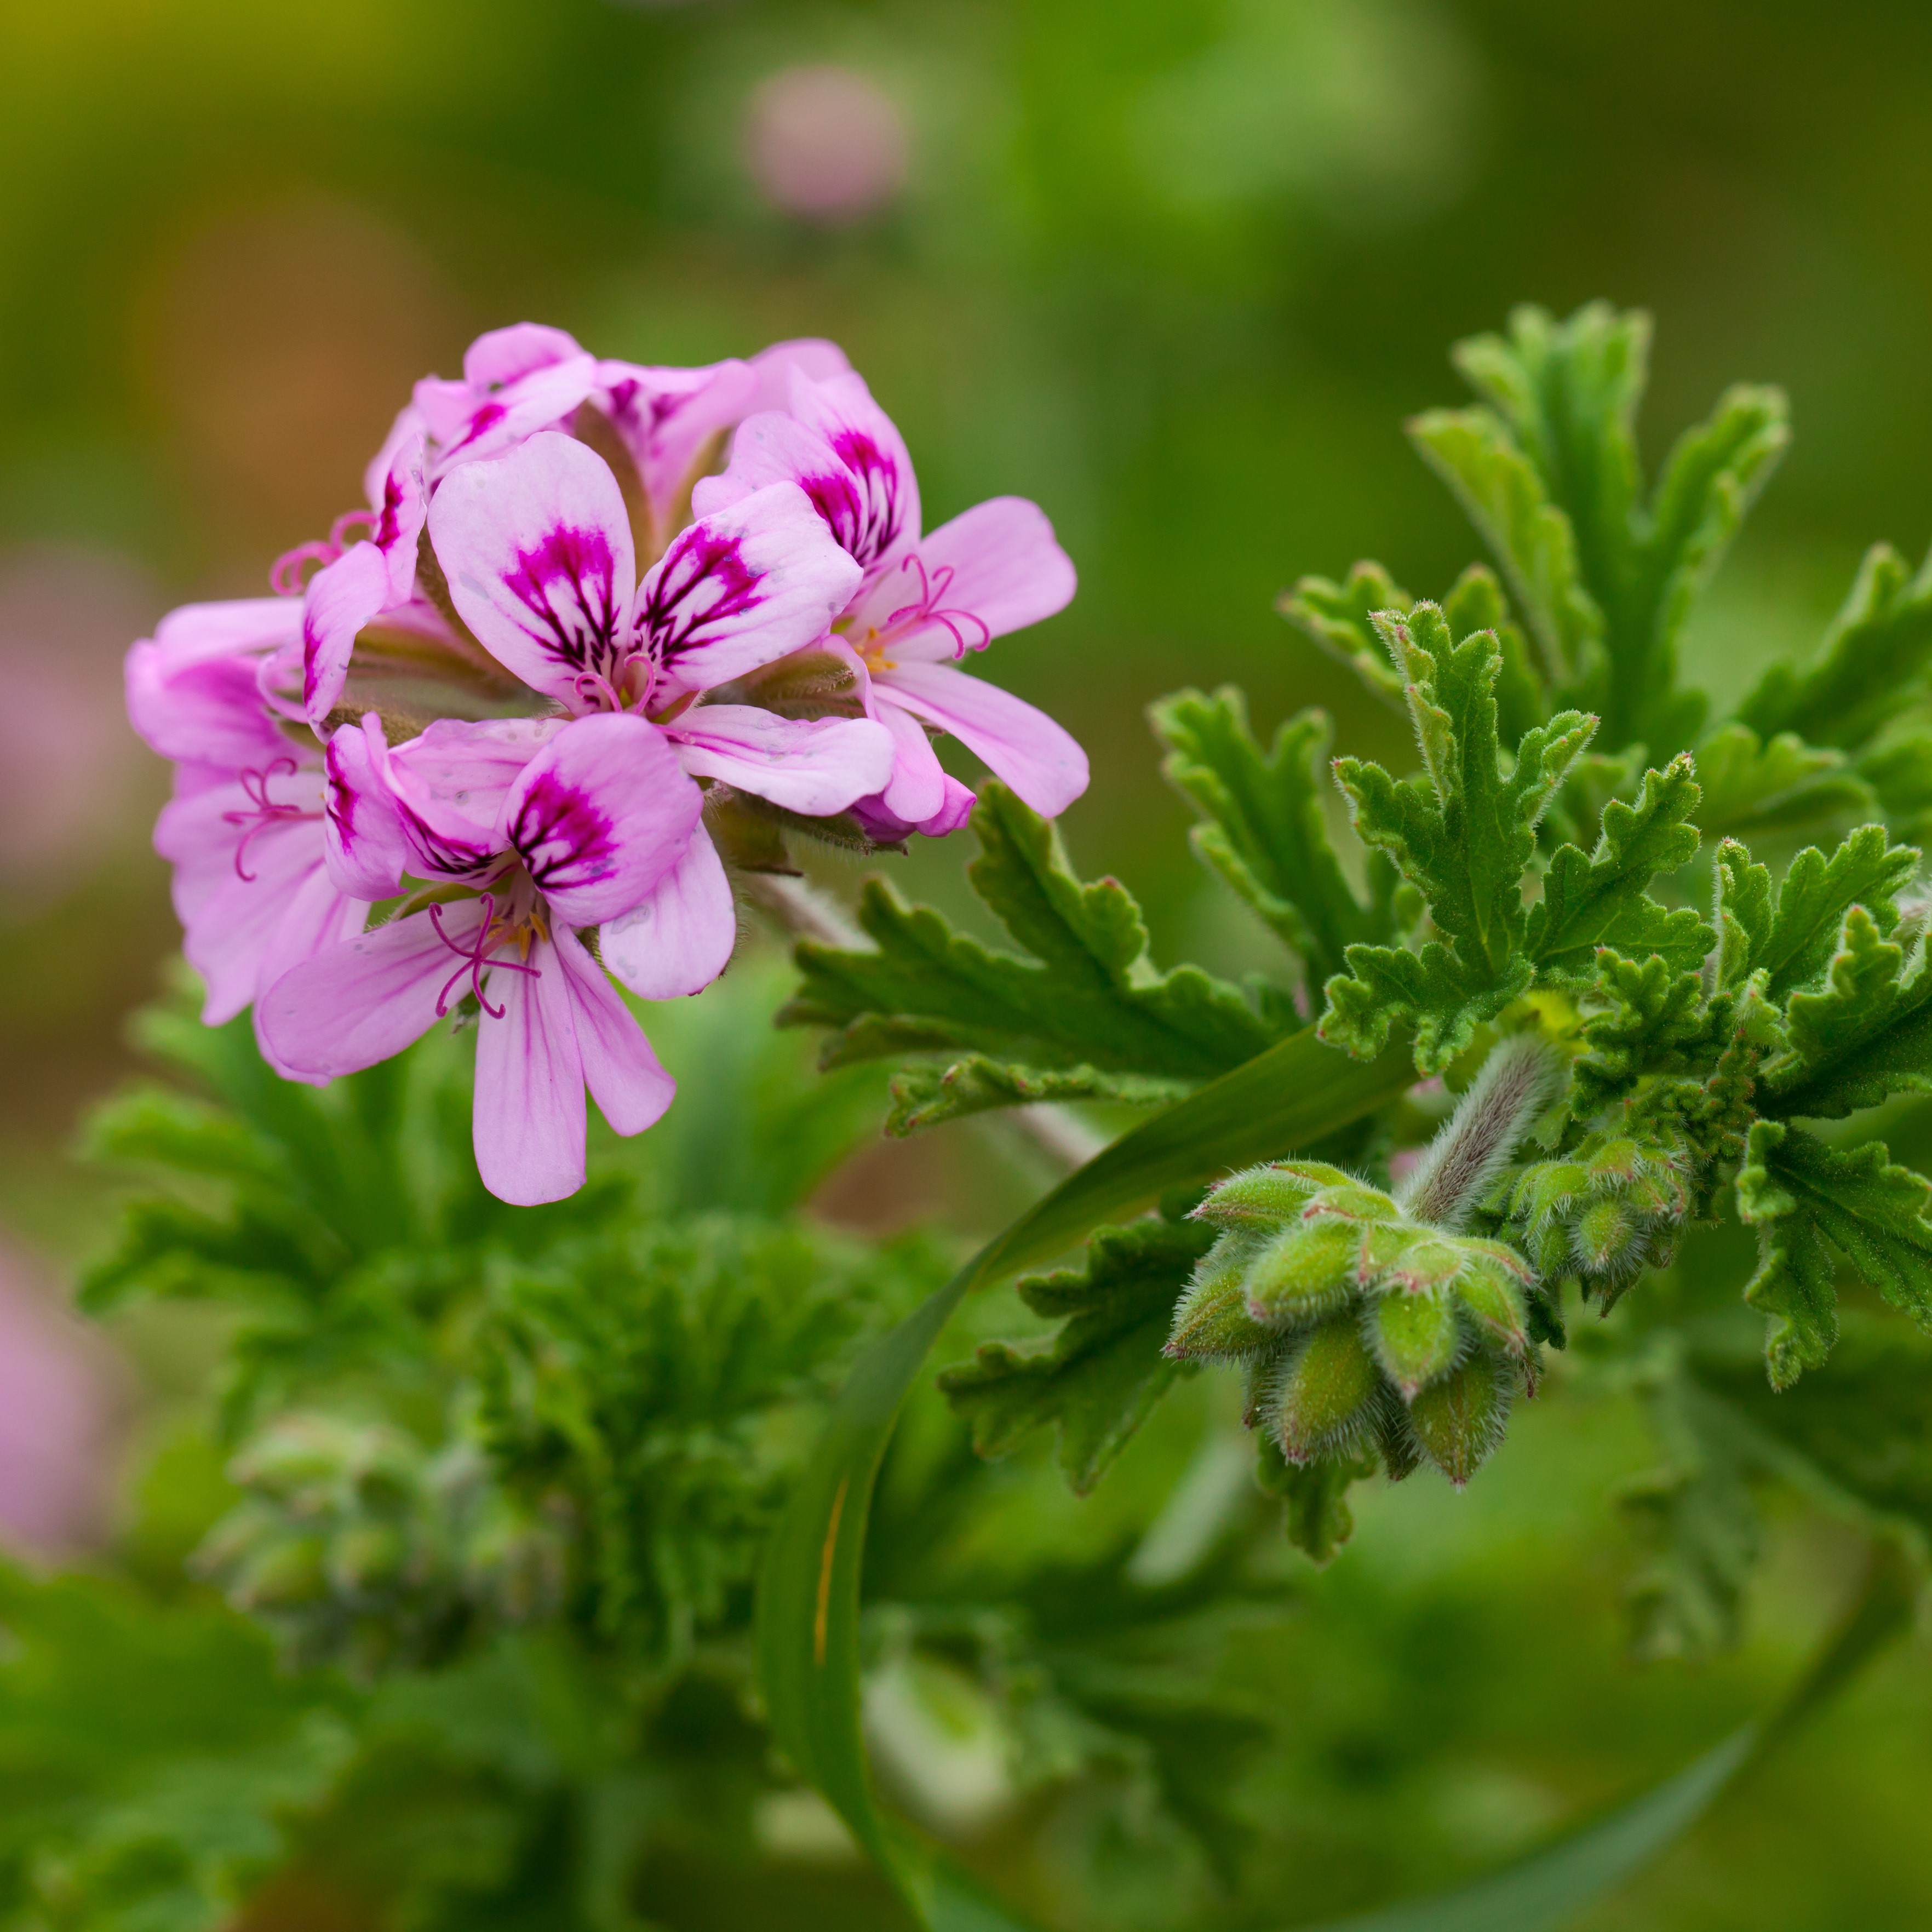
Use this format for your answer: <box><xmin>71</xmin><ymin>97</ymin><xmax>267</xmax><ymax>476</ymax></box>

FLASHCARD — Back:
<box><xmin>1246</xmin><ymin>1223</ymin><xmax>1360</xmax><ymax>1325</ymax></box>
<box><xmin>1407</xmin><ymin>1357</ymin><xmax>1511</xmax><ymax>1487</ymax></box>
<box><xmin>1167</xmin><ymin>1243</ymin><xmax>1280</xmax><ymax>1361</ymax></box>
<box><xmin>1269</xmin><ymin>1319</ymin><xmax>1379</xmax><ymax>1461</ymax></box>
<box><xmin>1367</xmin><ymin>1288</ymin><xmax>1463</xmax><ymax>1398</ymax></box>
<box><xmin>1191</xmin><ymin>1161</ymin><xmax>1351</xmax><ymax>1230</ymax></box>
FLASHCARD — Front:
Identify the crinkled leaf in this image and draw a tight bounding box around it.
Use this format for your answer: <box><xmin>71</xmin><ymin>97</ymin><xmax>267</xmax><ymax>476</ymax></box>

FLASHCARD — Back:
<box><xmin>1751</xmin><ymin>824</ymin><xmax>1918</xmax><ymax>996</ymax></box>
<box><xmin>1254</xmin><ymin>1437</ymin><xmax>1373</xmax><ymax>1565</ymax></box>
<box><xmin>886</xmin><ymin>1058</ymin><xmax>1189</xmax><ymax>1138</ymax></box>
<box><xmin>1419</xmin><ymin>302</ymin><xmax>1786</xmax><ymax>756</ymax></box>
<box><xmin>937</xmin><ymin>1218</ymin><xmax>1214</xmax><ymax>1495</ymax></box>
<box><xmin>782</xmin><ymin>783</ymin><xmax>1284</xmax><ymax>1110</ymax></box>
<box><xmin>1323</xmin><ymin>603</ymin><xmax>1591</xmax><ymax>1071</ymax></box>
<box><xmin>1616</xmin><ymin>1372</ymin><xmax>1761</xmax><ymax>1660</ymax></box>
<box><xmin>1151</xmin><ymin>686</ymin><xmax>1394</xmax><ymax>989</ymax></box>
<box><xmin>1694</xmin><ymin>1314</ymin><xmax>1932</xmax><ymax>1543</ymax></box>
<box><xmin>1692</xmin><ymin>724</ymin><xmax>1873</xmax><ymax>840</ymax></box>
<box><xmin>1763</xmin><ymin>907</ymin><xmax>1932</xmax><ymax>1121</ymax></box>
<box><xmin>1737</xmin><ymin>1118</ymin><xmax>1932</xmax><ymax>1384</ymax></box>
<box><xmin>1526</xmin><ymin>753</ymin><xmax>1711</xmax><ymax>979</ymax></box>
<box><xmin>1736</xmin><ymin>540</ymin><xmax>1932</xmax><ymax>750</ymax></box>
<box><xmin>1277</xmin><ymin>559</ymin><xmax>1410</xmax><ymax>708</ymax></box>
<box><xmin>1573</xmin><ymin>951</ymin><xmax>1712</xmax><ymax>1113</ymax></box>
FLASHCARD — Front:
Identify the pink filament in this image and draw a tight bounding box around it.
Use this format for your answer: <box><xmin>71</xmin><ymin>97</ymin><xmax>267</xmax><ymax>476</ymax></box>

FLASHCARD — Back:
<box><xmin>221</xmin><ymin>759</ymin><xmax>319</xmax><ymax>881</ymax></box>
<box><xmin>270</xmin><ymin>540</ymin><xmax>341</xmax><ymax>597</ymax></box>
<box><xmin>882</xmin><ymin>556</ymin><xmax>991</xmax><ymax>658</ymax></box>
<box><xmin>429</xmin><ymin>895</ymin><xmax>541</xmax><ymax>1021</ymax></box>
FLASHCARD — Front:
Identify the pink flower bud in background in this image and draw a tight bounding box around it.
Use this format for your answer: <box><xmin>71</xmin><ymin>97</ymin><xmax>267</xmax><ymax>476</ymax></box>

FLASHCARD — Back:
<box><xmin>0</xmin><ymin>1242</ymin><xmax>123</xmax><ymax>1558</ymax></box>
<box><xmin>744</xmin><ymin>66</ymin><xmax>909</xmax><ymax>225</ymax></box>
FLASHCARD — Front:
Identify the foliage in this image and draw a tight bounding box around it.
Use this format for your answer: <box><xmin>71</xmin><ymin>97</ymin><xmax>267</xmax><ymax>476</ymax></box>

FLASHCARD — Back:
<box><xmin>26</xmin><ymin>302</ymin><xmax>1932</xmax><ymax>1931</ymax></box>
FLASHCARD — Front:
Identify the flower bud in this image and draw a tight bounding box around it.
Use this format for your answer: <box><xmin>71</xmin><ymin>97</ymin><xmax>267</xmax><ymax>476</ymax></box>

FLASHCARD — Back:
<box><xmin>1246</xmin><ymin>1222</ymin><xmax>1361</xmax><ymax>1325</ymax></box>
<box><xmin>1406</xmin><ymin>1356</ymin><xmax>1511</xmax><ymax>1487</ymax></box>
<box><xmin>1190</xmin><ymin>1160</ymin><xmax>1351</xmax><ymax>1230</ymax></box>
<box><xmin>1268</xmin><ymin>1319</ymin><xmax>1379</xmax><ymax>1461</ymax></box>
<box><xmin>1367</xmin><ymin>1288</ymin><xmax>1463</xmax><ymax>1398</ymax></box>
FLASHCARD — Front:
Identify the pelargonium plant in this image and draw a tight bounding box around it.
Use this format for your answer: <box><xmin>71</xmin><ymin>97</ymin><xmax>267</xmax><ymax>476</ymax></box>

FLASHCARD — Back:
<box><xmin>126</xmin><ymin>324</ymin><xmax>1084</xmax><ymax>1203</ymax></box>
<box><xmin>56</xmin><ymin>302</ymin><xmax>1932</xmax><ymax>1930</ymax></box>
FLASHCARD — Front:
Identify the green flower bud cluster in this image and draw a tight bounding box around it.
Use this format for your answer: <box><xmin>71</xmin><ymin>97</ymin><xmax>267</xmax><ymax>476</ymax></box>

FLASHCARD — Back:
<box><xmin>196</xmin><ymin>1414</ymin><xmax>567</xmax><ymax>1677</ymax></box>
<box><xmin>1167</xmin><ymin>1162</ymin><xmax>1539</xmax><ymax>1487</ymax></box>
<box><xmin>1493</xmin><ymin>1128</ymin><xmax>1691</xmax><ymax>1308</ymax></box>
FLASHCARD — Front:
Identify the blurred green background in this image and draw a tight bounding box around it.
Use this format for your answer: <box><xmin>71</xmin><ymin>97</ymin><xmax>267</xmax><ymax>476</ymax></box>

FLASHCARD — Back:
<box><xmin>3</xmin><ymin>2</ymin><xmax>1932</xmax><ymax>1925</ymax></box>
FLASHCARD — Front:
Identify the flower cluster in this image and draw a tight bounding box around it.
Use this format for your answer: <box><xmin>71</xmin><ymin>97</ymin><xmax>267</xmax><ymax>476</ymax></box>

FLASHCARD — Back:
<box><xmin>127</xmin><ymin>326</ymin><xmax>1085</xmax><ymax>1202</ymax></box>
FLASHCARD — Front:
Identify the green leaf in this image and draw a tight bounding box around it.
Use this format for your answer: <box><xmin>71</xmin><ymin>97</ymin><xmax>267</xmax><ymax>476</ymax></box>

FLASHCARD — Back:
<box><xmin>884</xmin><ymin>1058</ymin><xmax>1189</xmax><ymax>1137</ymax></box>
<box><xmin>1417</xmin><ymin>302</ymin><xmax>1786</xmax><ymax>755</ymax></box>
<box><xmin>1324</xmin><ymin>603</ymin><xmax>1592</xmax><ymax>1071</ymax></box>
<box><xmin>1692</xmin><ymin>724</ymin><xmax>1874</xmax><ymax>841</ymax></box>
<box><xmin>1408</xmin><ymin>404</ymin><xmax>1602</xmax><ymax>693</ymax></box>
<box><xmin>1858</xmin><ymin>730</ymin><xmax>1932</xmax><ymax>840</ymax></box>
<box><xmin>937</xmin><ymin>1218</ymin><xmax>1216</xmax><ymax>1494</ymax></box>
<box><xmin>1572</xmin><ymin>952</ymin><xmax>1711</xmax><ymax>1113</ymax></box>
<box><xmin>1151</xmin><ymin>686</ymin><xmax>1395</xmax><ymax>990</ymax></box>
<box><xmin>1627</xmin><ymin>380</ymin><xmax>1788</xmax><ymax>752</ymax></box>
<box><xmin>1525</xmin><ymin>753</ymin><xmax>1711</xmax><ymax>979</ymax></box>
<box><xmin>1277</xmin><ymin>559</ymin><xmax>1411</xmax><ymax>708</ymax></box>
<box><xmin>1694</xmin><ymin>1314</ymin><xmax>1932</xmax><ymax>1544</ymax></box>
<box><xmin>1254</xmin><ymin>1437</ymin><xmax>1372</xmax><ymax>1564</ymax></box>
<box><xmin>1753</xmin><ymin>825</ymin><xmax>1919</xmax><ymax>996</ymax></box>
<box><xmin>781</xmin><ymin>783</ymin><xmax>1283</xmax><ymax>1115</ymax></box>
<box><xmin>1285</xmin><ymin>1540</ymin><xmax>1916</xmax><ymax>1932</ymax></box>
<box><xmin>1736</xmin><ymin>540</ymin><xmax>1932</xmax><ymax>750</ymax></box>
<box><xmin>1616</xmin><ymin>1373</ymin><xmax>1761</xmax><ymax>1660</ymax></box>
<box><xmin>1763</xmin><ymin>906</ymin><xmax>1932</xmax><ymax>1121</ymax></box>
<box><xmin>1737</xmin><ymin>1119</ymin><xmax>1932</xmax><ymax>1384</ymax></box>
<box><xmin>754</xmin><ymin>1023</ymin><xmax>1414</xmax><ymax>1917</ymax></box>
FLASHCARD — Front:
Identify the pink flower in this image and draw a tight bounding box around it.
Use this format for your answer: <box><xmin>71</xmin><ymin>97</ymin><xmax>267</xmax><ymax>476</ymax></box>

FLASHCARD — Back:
<box><xmin>697</xmin><ymin>365</ymin><xmax>1086</xmax><ymax>835</ymax></box>
<box><xmin>298</xmin><ymin>325</ymin><xmax>772</xmax><ymax>727</ymax></box>
<box><xmin>261</xmin><ymin>712</ymin><xmax>698</xmax><ymax>1205</ymax></box>
<box><xmin>415</xmin><ymin>430</ymin><xmax>893</xmax><ymax>986</ymax></box>
<box><xmin>126</xmin><ymin>597</ymin><xmax>368</xmax><ymax>1078</ymax></box>
<box><xmin>130</xmin><ymin>317</ymin><xmax>1081</xmax><ymax>1207</ymax></box>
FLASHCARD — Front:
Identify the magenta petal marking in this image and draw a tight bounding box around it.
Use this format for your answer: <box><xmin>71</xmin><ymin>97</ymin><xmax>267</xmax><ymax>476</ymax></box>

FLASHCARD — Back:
<box><xmin>505</xmin><ymin>769</ymin><xmax>618</xmax><ymax>908</ymax></box>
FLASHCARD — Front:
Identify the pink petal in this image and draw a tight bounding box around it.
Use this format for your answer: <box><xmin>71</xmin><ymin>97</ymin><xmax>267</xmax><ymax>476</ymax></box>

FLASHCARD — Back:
<box><xmin>472</xmin><ymin>933</ymin><xmax>587</xmax><ymax>1206</ymax></box>
<box><xmin>552</xmin><ymin>924</ymin><xmax>677</xmax><ymax>1134</ymax></box>
<box><xmin>853</xmin><ymin>773</ymin><xmax>977</xmax><ymax>843</ymax></box>
<box><xmin>635</xmin><ymin>481</ymin><xmax>861</xmax><ymax>695</ymax></box>
<box><xmin>845</xmin><ymin>496</ymin><xmax>1076</xmax><ymax>662</ymax></box>
<box><xmin>596</xmin><ymin>358</ymin><xmax>758</xmax><ymax>524</ymax></box>
<box><xmin>154</xmin><ymin>771</ymin><xmax>330</xmax><ymax>1024</ymax></box>
<box><xmin>782</xmin><ymin>368</ymin><xmax>919</xmax><ymax>579</ymax></box>
<box><xmin>363</xmin><ymin>720</ymin><xmax>518</xmax><ymax>886</ymax></box>
<box><xmin>252</xmin><ymin>867</ymin><xmax>370</xmax><ymax>1085</ymax></box>
<box><xmin>370</xmin><ymin>431</ymin><xmax>428</xmax><ymax>603</ymax></box>
<box><xmin>428</xmin><ymin>432</ymin><xmax>637</xmax><ymax>707</ymax></box>
<box><xmin>875</xmin><ymin>662</ymin><xmax>1089</xmax><ymax>817</ymax></box>
<box><xmin>363</xmin><ymin>403</ymin><xmax>427</xmax><ymax>513</ymax></box>
<box><xmin>127</xmin><ymin>597</ymin><xmax>302</xmax><ymax>766</ymax></box>
<box><xmin>874</xmin><ymin>698</ymin><xmax>949</xmax><ymax>824</ymax></box>
<box><xmin>127</xmin><ymin>644</ymin><xmax>289</xmax><ymax>769</ymax></box>
<box><xmin>498</xmin><ymin>712</ymin><xmax>703</xmax><ymax>926</ymax></box>
<box><xmin>258</xmin><ymin>900</ymin><xmax>485</xmax><ymax>1080</ymax></box>
<box><xmin>747</xmin><ymin>337</ymin><xmax>852</xmax><ymax>411</ymax></box>
<box><xmin>599</xmin><ymin>825</ymin><xmax>738</xmax><ymax>1000</ymax></box>
<box><xmin>665</xmin><ymin>704</ymin><xmax>895</xmax><ymax>815</ymax></box>
<box><xmin>691</xmin><ymin>410</ymin><xmax>846</xmax><ymax>527</ymax></box>
<box><xmin>322</xmin><ymin>717</ymin><xmax>410</xmax><ymax>900</ymax></box>
<box><xmin>463</xmin><ymin>323</ymin><xmax>587</xmax><ymax>391</ymax></box>
<box><xmin>416</xmin><ymin>343</ymin><xmax>599</xmax><ymax>479</ymax></box>
<box><xmin>301</xmin><ymin>541</ymin><xmax>393</xmax><ymax>724</ymax></box>
<box><xmin>388</xmin><ymin>716</ymin><xmax>564</xmax><ymax>834</ymax></box>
